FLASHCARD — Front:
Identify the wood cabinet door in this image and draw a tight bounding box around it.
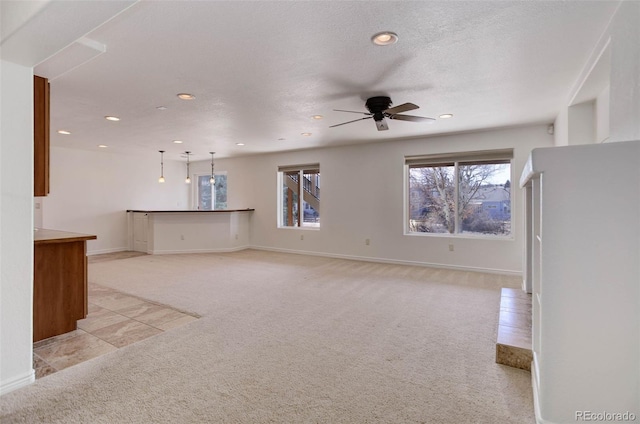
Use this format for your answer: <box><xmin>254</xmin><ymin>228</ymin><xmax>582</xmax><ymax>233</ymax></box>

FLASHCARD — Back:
<box><xmin>34</xmin><ymin>75</ymin><xmax>50</xmax><ymax>196</ymax></box>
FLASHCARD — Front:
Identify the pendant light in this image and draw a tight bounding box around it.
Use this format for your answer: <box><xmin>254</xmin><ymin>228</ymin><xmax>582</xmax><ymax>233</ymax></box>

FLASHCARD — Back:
<box><xmin>209</xmin><ymin>151</ymin><xmax>215</xmax><ymax>184</ymax></box>
<box><xmin>158</xmin><ymin>150</ymin><xmax>165</xmax><ymax>183</ymax></box>
<box><xmin>184</xmin><ymin>151</ymin><xmax>191</xmax><ymax>184</ymax></box>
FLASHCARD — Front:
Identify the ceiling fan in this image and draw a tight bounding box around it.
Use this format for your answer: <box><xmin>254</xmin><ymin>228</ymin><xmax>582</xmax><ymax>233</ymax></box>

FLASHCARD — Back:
<box><xmin>330</xmin><ymin>96</ymin><xmax>435</xmax><ymax>131</ymax></box>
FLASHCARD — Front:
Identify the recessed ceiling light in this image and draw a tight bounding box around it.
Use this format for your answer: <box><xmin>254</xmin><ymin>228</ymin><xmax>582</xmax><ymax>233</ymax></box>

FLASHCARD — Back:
<box><xmin>105</xmin><ymin>116</ymin><xmax>120</xmax><ymax>121</ymax></box>
<box><xmin>301</xmin><ymin>132</ymin><xmax>312</xmax><ymax>137</ymax></box>
<box><xmin>371</xmin><ymin>31</ymin><xmax>398</xmax><ymax>46</ymax></box>
<box><xmin>156</xmin><ymin>106</ymin><xmax>167</xmax><ymax>110</ymax></box>
<box><xmin>278</xmin><ymin>138</ymin><xmax>286</xmax><ymax>141</ymax></box>
<box><xmin>439</xmin><ymin>114</ymin><xmax>454</xmax><ymax>119</ymax></box>
<box><xmin>177</xmin><ymin>93</ymin><xmax>195</xmax><ymax>100</ymax></box>
<box><xmin>311</xmin><ymin>115</ymin><xmax>323</xmax><ymax>120</ymax></box>
<box><xmin>98</xmin><ymin>145</ymin><xmax>108</xmax><ymax>148</ymax></box>
<box><xmin>173</xmin><ymin>140</ymin><xmax>183</xmax><ymax>144</ymax></box>
<box><xmin>57</xmin><ymin>130</ymin><xmax>71</xmax><ymax>135</ymax></box>
<box><xmin>236</xmin><ymin>143</ymin><xmax>245</xmax><ymax>146</ymax></box>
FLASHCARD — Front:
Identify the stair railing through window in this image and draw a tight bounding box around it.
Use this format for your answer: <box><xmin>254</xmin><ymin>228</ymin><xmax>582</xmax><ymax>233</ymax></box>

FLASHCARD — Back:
<box><xmin>278</xmin><ymin>164</ymin><xmax>320</xmax><ymax>228</ymax></box>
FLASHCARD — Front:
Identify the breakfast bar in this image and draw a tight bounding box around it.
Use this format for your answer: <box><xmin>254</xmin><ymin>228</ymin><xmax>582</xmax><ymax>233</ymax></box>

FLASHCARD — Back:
<box><xmin>127</xmin><ymin>209</ymin><xmax>254</xmax><ymax>254</ymax></box>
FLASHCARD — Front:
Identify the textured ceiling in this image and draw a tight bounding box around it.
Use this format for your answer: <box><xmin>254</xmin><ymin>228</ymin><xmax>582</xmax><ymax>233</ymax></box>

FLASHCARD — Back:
<box><xmin>30</xmin><ymin>1</ymin><xmax>619</xmax><ymax>160</ymax></box>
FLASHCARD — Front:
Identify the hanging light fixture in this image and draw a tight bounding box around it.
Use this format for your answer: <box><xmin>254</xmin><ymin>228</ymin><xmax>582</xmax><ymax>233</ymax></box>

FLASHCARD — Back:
<box><xmin>158</xmin><ymin>150</ymin><xmax>166</xmax><ymax>183</ymax></box>
<box><xmin>209</xmin><ymin>152</ymin><xmax>215</xmax><ymax>184</ymax></box>
<box><xmin>184</xmin><ymin>151</ymin><xmax>191</xmax><ymax>184</ymax></box>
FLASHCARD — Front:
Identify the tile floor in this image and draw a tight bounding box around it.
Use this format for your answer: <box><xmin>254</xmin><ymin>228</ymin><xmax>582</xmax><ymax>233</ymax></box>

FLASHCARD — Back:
<box><xmin>33</xmin><ymin>252</ymin><xmax>200</xmax><ymax>379</ymax></box>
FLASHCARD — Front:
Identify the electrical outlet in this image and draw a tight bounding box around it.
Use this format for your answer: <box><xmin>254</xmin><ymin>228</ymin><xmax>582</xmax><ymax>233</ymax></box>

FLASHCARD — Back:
<box><xmin>300</xmin><ymin>234</ymin><xmax>304</xmax><ymax>241</ymax></box>
<box><xmin>365</xmin><ymin>238</ymin><xmax>370</xmax><ymax>246</ymax></box>
<box><xmin>181</xmin><ymin>235</ymin><xmax>185</xmax><ymax>240</ymax></box>
<box><xmin>448</xmin><ymin>244</ymin><xmax>454</xmax><ymax>252</ymax></box>
<box><xmin>235</xmin><ymin>234</ymin><xmax>239</xmax><ymax>240</ymax></box>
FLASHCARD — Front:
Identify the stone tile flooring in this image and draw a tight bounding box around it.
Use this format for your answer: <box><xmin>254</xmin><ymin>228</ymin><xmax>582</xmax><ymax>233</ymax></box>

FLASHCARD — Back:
<box><xmin>33</xmin><ymin>252</ymin><xmax>199</xmax><ymax>379</ymax></box>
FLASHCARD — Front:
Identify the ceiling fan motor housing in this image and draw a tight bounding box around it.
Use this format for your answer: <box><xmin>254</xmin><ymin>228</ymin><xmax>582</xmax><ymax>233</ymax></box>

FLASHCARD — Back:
<box><xmin>366</xmin><ymin>96</ymin><xmax>392</xmax><ymax>120</ymax></box>
<box><xmin>330</xmin><ymin>95</ymin><xmax>430</xmax><ymax>131</ymax></box>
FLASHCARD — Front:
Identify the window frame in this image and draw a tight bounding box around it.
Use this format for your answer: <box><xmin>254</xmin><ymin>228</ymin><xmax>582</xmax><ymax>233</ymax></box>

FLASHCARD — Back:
<box><xmin>192</xmin><ymin>171</ymin><xmax>228</xmax><ymax>210</ymax></box>
<box><xmin>404</xmin><ymin>149</ymin><xmax>514</xmax><ymax>239</ymax></box>
<box><xmin>277</xmin><ymin>163</ymin><xmax>320</xmax><ymax>229</ymax></box>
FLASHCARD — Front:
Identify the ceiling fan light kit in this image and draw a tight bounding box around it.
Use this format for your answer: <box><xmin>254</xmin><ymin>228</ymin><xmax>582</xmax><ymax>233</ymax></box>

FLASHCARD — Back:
<box><xmin>330</xmin><ymin>96</ymin><xmax>435</xmax><ymax>131</ymax></box>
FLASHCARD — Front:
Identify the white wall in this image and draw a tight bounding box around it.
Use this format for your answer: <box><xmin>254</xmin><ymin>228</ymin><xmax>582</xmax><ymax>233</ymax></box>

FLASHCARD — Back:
<box><xmin>0</xmin><ymin>60</ymin><xmax>36</xmax><ymax>395</ymax></box>
<box><xmin>553</xmin><ymin>108</ymin><xmax>569</xmax><ymax>147</ymax></box>
<box><xmin>1</xmin><ymin>0</ymin><xmax>136</xmax><ymax>397</ymax></box>
<box><xmin>557</xmin><ymin>1</ymin><xmax>640</xmax><ymax>147</ymax></box>
<box><xmin>188</xmin><ymin>156</ymin><xmax>255</xmax><ymax>211</ymax></box>
<box><xmin>147</xmin><ymin>212</ymin><xmax>251</xmax><ymax>254</ymax></box>
<box><xmin>568</xmin><ymin>100</ymin><xmax>595</xmax><ymax>145</ymax></box>
<box><xmin>542</xmin><ymin>3</ymin><xmax>640</xmax><ymax>422</ymax></box>
<box><xmin>595</xmin><ymin>85</ymin><xmax>610</xmax><ymax>143</ymax></box>
<box><xmin>526</xmin><ymin>141</ymin><xmax>640</xmax><ymax>423</ymax></box>
<box><xmin>41</xmin><ymin>147</ymin><xmax>188</xmax><ymax>254</ymax></box>
<box><xmin>609</xmin><ymin>1</ymin><xmax>640</xmax><ymax>143</ymax></box>
<box><xmin>192</xmin><ymin>124</ymin><xmax>553</xmax><ymax>274</ymax></box>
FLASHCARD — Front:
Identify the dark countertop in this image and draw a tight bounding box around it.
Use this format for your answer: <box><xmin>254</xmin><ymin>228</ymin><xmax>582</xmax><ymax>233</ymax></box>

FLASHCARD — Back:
<box><xmin>127</xmin><ymin>209</ymin><xmax>255</xmax><ymax>213</ymax></box>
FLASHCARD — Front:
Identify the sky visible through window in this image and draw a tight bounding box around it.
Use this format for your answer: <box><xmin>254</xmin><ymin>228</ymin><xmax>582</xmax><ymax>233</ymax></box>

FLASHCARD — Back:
<box><xmin>488</xmin><ymin>164</ymin><xmax>510</xmax><ymax>185</ymax></box>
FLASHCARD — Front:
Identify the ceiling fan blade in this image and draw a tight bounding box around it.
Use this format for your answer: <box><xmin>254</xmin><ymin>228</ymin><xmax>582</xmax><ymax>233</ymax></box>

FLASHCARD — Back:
<box><xmin>375</xmin><ymin>118</ymin><xmax>389</xmax><ymax>131</ymax></box>
<box><xmin>388</xmin><ymin>114</ymin><xmax>436</xmax><ymax>122</ymax></box>
<box><xmin>384</xmin><ymin>102</ymin><xmax>419</xmax><ymax>115</ymax></box>
<box><xmin>333</xmin><ymin>109</ymin><xmax>371</xmax><ymax>115</ymax></box>
<box><xmin>329</xmin><ymin>116</ymin><xmax>373</xmax><ymax>128</ymax></box>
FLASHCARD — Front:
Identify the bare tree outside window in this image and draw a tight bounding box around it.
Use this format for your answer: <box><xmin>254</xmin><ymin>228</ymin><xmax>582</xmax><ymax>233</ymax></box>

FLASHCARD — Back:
<box><xmin>197</xmin><ymin>174</ymin><xmax>227</xmax><ymax>210</ymax></box>
<box><xmin>409</xmin><ymin>165</ymin><xmax>455</xmax><ymax>233</ymax></box>
<box><xmin>409</xmin><ymin>161</ymin><xmax>510</xmax><ymax>236</ymax></box>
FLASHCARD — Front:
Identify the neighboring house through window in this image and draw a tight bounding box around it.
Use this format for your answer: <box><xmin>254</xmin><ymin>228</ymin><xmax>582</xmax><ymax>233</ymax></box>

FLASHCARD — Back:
<box><xmin>278</xmin><ymin>164</ymin><xmax>320</xmax><ymax>228</ymax></box>
<box><xmin>406</xmin><ymin>149</ymin><xmax>512</xmax><ymax>236</ymax></box>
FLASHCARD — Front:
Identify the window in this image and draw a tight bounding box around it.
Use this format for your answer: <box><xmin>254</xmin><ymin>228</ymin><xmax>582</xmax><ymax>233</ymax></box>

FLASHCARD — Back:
<box><xmin>278</xmin><ymin>164</ymin><xmax>320</xmax><ymax>228</ymax></box>
<box><xmin>406</xmin><ymin>149</ymin><xmax>512</xmax><ymax>236</ymax></box>
<box><xmin>197</xmin><ymin>173</ymin><xmax>227</xmax><ymax>210</ymax></box>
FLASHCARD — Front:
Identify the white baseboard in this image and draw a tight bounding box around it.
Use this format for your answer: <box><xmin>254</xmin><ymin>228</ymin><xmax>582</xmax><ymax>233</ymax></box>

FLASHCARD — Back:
<box><xmin>250</xmin><ymin>245</ymin><xmax>522</xmax><ymax>276</ymax></box>
<box><xmin>87</xmin><ymin>247</ymin><xmax>129</xmax><ymax>256</ymax></box>
<box><xmin>531</xmin><ymin>355</ymin><xmax>554</xmax><ymax>424</ymax></box>
<box><xmin>0</xmin><ymin>369</ymin><xmax>35</xmax><ymax>396</ymax></box>
<box><xmin>88</xmin><ymin>244</ymin><xmax>522</xmax><ymax>276</ymax></box>
<box><xmin>149</xmin><ymin>246</ymin><xmax>249</xmax><ymax>255</ymax></box>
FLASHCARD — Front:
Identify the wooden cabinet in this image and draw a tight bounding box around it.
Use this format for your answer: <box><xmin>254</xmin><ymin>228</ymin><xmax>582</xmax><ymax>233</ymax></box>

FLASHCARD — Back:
<box><xmin>33</xmin><ymin>229</ymin><xmax>96</xmax><ymax>342</ymax></box>
<box><xmin>34</xmin><ymin>75</ymin><xmax>50</xmax><ymax>197</ymax></box>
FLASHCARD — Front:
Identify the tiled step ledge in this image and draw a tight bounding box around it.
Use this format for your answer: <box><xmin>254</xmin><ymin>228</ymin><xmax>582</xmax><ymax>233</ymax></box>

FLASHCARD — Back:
<box><xmin>496</xmin><ymin>287</ymin><xmax>532</xmax><ymax>371</ymax></box>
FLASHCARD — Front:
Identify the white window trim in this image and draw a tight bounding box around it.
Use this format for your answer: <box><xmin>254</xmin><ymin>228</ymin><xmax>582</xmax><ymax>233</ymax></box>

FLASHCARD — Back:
<box><xmin>191</xmin><ymin>171</ymin><xmax>228</xmax><ymax>210</ymax></box>
<box><xmin>277</xmin><ymin>164</ymin><xmax>320</xmax><ymax>229</ymax></box>
<box><xmin>404</xmin><ymin>149</ymin><xmax>514</xmax><ymax>239</ymax></box>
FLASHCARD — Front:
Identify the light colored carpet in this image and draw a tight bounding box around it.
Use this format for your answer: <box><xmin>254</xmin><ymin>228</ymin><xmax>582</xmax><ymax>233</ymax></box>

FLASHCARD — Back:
<box><xmin>0</xmin><ymin>250</ymin><xmax>534</xmax><ymax>423</ymax></box>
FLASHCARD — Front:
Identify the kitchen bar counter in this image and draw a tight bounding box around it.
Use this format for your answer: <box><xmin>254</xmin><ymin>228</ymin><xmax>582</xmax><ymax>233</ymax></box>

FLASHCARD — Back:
<box><xmin>33</xmin><ymin>229</ymin><xmax>96</xmax><ymax>342</ymax></box>
<box><xmin>127</xmin><ymin>209</ymin><xmax>253</xmax><ymax>254</ymax></box>
<box><xmin>35</xmin><ymin>228</ymin><xmax>97</xmax><ymax>244</ymax></box>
